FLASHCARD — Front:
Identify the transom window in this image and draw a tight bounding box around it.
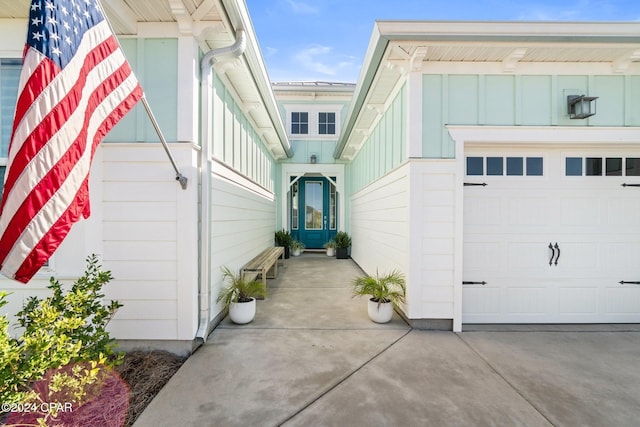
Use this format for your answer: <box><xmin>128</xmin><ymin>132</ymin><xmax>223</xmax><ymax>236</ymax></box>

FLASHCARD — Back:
<box><xmin>318</xmin><ymin>112</ymin><xmax>335</xmax><ymax>135</ymax></box>
<box><xmin>291</xmin><ymin>112</ymin><xmax>308</xmax><ymax>135</ymax></box>
<box><xmin>565</xmin><ymin>157</ymin><xmax>640</xmax><ymax>176</ymax></box>
<box><xmin>466</xmin><ymin>156</ymin><xmax>544</xmax><ymax>176</ymax></box>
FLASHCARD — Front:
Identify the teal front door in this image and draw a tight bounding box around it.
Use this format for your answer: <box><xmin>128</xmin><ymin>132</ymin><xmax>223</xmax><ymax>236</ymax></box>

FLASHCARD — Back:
<box><xmin>292</xmin><ymin>177</ymin><xmax>337</xmax><ymax>249</ymax></box>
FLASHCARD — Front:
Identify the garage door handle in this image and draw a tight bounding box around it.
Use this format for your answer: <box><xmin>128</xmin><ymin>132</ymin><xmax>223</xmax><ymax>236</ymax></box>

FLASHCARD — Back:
<box><xmin>548</xmin><ymin>242</ymin><xmax>555</xmax><ymax>266</ymax></box>
<box><xmin>621</xmin><ymin>183</ymin><xmax>640</xmax><ymax>187</ymax></box>
<box><xmin>554</xmin><ymin>242</ymin><xmax>560</xmax><ymax>266</ymax></box>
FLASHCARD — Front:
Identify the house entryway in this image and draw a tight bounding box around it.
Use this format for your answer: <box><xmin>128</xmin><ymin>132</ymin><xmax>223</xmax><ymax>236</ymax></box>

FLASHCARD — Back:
<box><xmin>281</xmin><ymin>164</ymin><xmax>346</xmax><ymax>251</ymax></box>
<box><xmin>290</xmin><ymin>176</ymin><xmax>337</xmax><ymax>249</ymax></box>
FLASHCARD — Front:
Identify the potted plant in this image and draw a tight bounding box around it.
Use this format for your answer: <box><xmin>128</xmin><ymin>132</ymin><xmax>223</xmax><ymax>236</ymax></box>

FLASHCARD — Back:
<box><xmin>323</xmin><ymin>239</ymin><xmax>336</xmax><ymax>257</ymax></box>
<box><xmin>352</xmin><ymin>269</ymin><xmax>406</xmax><ymax>323</ymax></box>
<box><xmin>291</xmin><ymin>240</ymin><xmax>305</xmax><ymax>256</ymax></box>
<box><xmin>274</xmin><ymin>229</ymin><xmax>292</xmax><ymax>259</ymax></box>
<box><xmin>217</xmin><ymin>266</ymin><xmax>267</xmax><ymax>324</ymax></box>
<box><xmin>334</xmin><ymin>231</ymin><xmax>351</xmax><ymax>259</ymax></box>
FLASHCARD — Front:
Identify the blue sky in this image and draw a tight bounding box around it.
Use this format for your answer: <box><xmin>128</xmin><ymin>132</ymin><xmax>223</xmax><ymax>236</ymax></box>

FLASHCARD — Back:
<box><xmin>245</xmin><ymin>0</ymin><xmax>640</xmax><ymax>83</ymax></box>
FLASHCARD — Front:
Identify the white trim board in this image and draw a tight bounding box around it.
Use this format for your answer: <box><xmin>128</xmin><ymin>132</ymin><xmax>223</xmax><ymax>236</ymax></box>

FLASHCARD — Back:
<box><xmin>280</xmin><ymin>163</ymin><xmax>345</xmax><ymax>232</ymax></box>
<box><xmin>447</xmin><ymin>126</ymin><xmax>640</xmax><ymax>146</ymax></box>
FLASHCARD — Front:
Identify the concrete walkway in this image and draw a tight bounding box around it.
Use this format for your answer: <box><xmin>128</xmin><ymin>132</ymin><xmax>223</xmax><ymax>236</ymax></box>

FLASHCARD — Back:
<box><xmin>134</xmin><ymin>254</ymin><xmax>640</xmax><ymax>427</ymax></box>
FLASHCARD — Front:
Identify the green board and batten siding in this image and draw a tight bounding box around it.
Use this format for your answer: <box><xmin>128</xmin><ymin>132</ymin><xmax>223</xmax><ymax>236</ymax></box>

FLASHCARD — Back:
<box><xmin>277</xmin><ymin>100</ymin><xmax>352</xmax><ymax>165</ymax></box>
<box><xmin>212</xmin><ymin>75</ymin><xmax>276</xmax><ymax>192</ymax></box>
<box><xmin>349</xmin><ymin>84</ymin><xmax>407</xmax><ymax>193</ymax></box>
<box><xmin>423</xmin><ymin>74</ymin><xmax>640</xmax><ymax>159</ymax></box>
<box><xmin>106</xmin><ymin>37</ymin><xmax>276</xmax><ymax>193</ymax></box>
<box><xmin>106</xmin><ymin>38</ymin><xmax>178</xmax><ymax>143</ymax></box>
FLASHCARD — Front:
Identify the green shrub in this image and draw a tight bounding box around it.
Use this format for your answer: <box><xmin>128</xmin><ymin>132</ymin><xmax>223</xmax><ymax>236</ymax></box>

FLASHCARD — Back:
<box><xmin>274</xmin><ymin>229</ymin><xmax>293</xmax><ymax>247</ymax></box>
<box><xmin>334</xmin><ymin>231</ymin><xmax>352</xmax><ymax>249</ymax></box>
<box><xmin>0</xmin><ymin>254</ymin><xmax>122</xmax><ymax>406</ymax></box>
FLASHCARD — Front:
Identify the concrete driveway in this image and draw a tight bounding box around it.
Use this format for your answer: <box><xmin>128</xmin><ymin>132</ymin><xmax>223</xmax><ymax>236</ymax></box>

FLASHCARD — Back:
<box><xmin>134</xmin><ymin>255</ymin><xmax>640</xmax><ymax>427</ymax></box>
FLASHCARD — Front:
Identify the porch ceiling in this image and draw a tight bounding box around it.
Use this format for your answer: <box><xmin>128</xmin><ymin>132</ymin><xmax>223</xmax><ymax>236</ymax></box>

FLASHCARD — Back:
<box><xmin>336</xmin><ymin>21</ymin><xmax>640</xmax><ymax>160</ymax></box>
<box><xmin>0</xmin><ymin>0</ymin><xmax>291</xmax><ymax>159</ymax></box>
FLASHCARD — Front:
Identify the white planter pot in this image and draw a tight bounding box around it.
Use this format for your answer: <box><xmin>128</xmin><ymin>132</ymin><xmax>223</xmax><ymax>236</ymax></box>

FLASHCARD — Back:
<box><xmin>326</xmin><ymin>248</ymin><xmax>335</xmax><ymax>257</ymax></box>
<box><xmin>229</xmin><ymin>298</ymin><xmax>256</xmax><ymax>324</ymax></box>
<box><xmin>367</xmin><ymin>299</ymin><xmax>393</xmax><ymax>323</ymax></box>
<box><xmin>292</xmin><ymin>248</ymin><xmax>301</xmax><ymax>256</ymax></box>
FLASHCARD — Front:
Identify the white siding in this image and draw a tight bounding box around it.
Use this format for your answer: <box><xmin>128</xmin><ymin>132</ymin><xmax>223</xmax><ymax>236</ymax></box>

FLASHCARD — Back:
<box><xmin>0</xmin><ymin>144</ymin><xmax>200</xmax><ymax>343</ymax></box>
<box><xmin>101</xmin><ymin>144</ymin><xmax>199</xmax><ymax>341</ymax></box>
<box><xmin>350</xmin><ymin>160</ymin><xmax>461</xmax><ymax>324</ymax></box>
<box><xmin>350</xmin><ymin>163</ymin><xmax>410</xmax><ymax>295</ymax></box>
<box><xmin>408</xmin><ymin>160</ymin><xmax>460</xmax><ymax>322</ymax></box>
<box><xmin>208</xmin><ymin>160</ymin><xmax>276</xmax><ymax>322</ymax></box>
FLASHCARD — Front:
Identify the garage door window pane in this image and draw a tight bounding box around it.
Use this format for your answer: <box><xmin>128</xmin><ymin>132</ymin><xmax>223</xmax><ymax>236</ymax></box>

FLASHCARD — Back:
<box><xmin>487</xmin><ymin>157</ymin><xmax>503</xmax><ymax>175</ymax></box>
<box><xmin>586</xmin><ymin>158</ymin><xmax>602</xmax><ymax>176</ymax></box>
<box><xmin>526</xmin><ymin>157</ymin><xmax>543</xmax><ymax>176</ymax></box>
<box><xmin>466</xmin><ymin>157</ymin><xmax>483</xmax><ymax>175</ymax></box>
<box><xmin>605</xmin><ymin>158</ymin><xmax>623</xmax><ymax>176</ymax></box>
<box><xmin>566</xmin><ymin>157</ymin><xmax>582</xmax><ymax>176</ymax></box>
<box><xmin>506</xmin><ymin>157</ymin><xmax>523</xmax><ymax>176</ymax></box>
<box><xmin>626</xmin><ymin>158</ymin><xmax>640</xmax><ymax>176</ymax></box>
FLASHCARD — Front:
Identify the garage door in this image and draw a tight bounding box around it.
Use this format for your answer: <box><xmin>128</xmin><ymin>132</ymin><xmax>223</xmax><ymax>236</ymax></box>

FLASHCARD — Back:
<box><xmin>463</xmin><ymin>146</ymin><xmax>640</xmax><ymax>324</ymax></box>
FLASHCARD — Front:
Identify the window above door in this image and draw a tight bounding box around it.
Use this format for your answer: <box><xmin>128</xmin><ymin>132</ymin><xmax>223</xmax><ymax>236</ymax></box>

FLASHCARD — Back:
<box><xmin>283</xmin><ymin>104</ymin><xmax>343</xmax><ymax>140</ymax></box>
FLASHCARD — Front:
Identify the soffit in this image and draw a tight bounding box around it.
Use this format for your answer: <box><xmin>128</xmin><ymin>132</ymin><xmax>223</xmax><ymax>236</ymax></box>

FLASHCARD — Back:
<box><xmin>388</xmin><ymin>42</ymin><xmax>640</xmax><ymax>63</ymax></box>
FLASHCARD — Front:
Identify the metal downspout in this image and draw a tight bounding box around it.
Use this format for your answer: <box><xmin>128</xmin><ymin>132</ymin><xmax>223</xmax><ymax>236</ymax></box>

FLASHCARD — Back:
<box><xmin>196</xmin><ymin>29</ymin><xmax>246</xmax><ymax>342</ymax></box>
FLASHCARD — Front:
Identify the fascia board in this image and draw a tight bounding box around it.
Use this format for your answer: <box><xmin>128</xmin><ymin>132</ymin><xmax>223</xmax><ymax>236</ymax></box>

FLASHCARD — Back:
<box><xmin>375</xmin><ymin>20</ymin><xmax>640</xmax><ymax>43</ymax></box>
<box><xmin>334</xmin><ymin>22</ymin><xmax>389</xmax><ymax>159</ymax></box>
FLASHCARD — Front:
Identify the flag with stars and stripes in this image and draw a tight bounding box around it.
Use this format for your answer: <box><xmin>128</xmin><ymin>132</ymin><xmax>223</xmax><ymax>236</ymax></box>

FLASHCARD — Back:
<box><xmin>0</xmin><ymin>0</ymin><xmax>143</xmax><ymax>283</ymax></box>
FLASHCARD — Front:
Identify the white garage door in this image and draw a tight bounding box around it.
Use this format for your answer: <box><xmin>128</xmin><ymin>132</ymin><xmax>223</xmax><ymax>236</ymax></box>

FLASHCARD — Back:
<box><xmin>463</xmin><ymin>146</ymin><xmax>640</xmax><ymax>324</ymax></box>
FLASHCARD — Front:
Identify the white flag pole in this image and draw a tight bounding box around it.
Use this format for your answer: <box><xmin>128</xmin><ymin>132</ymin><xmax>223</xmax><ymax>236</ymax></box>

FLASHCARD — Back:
<box><xmin>96</xmin><ymin>0</ymin><xmax>188</xmax><ymax>190</ymax></box>
<box><xmin>140</xmin><ymin>95</ymin><xmax>188</xmax><ymax>189</ymax></box>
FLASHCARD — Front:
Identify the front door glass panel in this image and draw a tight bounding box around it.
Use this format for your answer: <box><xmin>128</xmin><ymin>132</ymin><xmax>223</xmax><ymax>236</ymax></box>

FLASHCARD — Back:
<box><xmin>305</xmin><ymin>181</ymin><xmax>323</xmax><ymax>230</ymax></box>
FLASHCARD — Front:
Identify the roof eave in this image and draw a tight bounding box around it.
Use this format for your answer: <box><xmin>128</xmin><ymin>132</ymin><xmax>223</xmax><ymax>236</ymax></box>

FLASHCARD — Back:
<box><xmin>334</xmin><ymin>20</ymin><xmax>640</xmax><ymax>160</ymax></box>
<box><xmin>334</xmin><ymin>22</ymin><xmax>388</xmax><ymax>159</ymax></box>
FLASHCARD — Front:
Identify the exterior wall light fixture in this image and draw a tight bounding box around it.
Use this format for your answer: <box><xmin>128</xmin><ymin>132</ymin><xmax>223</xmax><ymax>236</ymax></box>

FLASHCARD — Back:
<box><xmin>568</xmin><ymin>95</ymin><xmax>598</xmax><ymax>119</ymax></box>
<box><xmin>310</xmin><ymin>154</ymin><xmax>317</xmax><ymax>164</ymax></box>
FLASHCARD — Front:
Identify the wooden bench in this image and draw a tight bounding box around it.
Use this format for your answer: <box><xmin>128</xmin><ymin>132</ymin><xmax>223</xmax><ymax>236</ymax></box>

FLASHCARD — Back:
<box><xmin>241</xmin><ymin>246</ymin><xmax>285</xmax><ymax>287</ymax></box>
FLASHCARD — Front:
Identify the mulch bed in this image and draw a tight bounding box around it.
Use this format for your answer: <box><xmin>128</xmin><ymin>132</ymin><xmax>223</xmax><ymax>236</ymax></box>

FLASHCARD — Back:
<box><xmin>115</xmin><ymin>350</ymin><xmax>187</xmax><ymax>427</ymax></box>
<box><xmin>1</xmin><ymin>351</ymin><xmax>186</xmax><ymax>427</ymax></box>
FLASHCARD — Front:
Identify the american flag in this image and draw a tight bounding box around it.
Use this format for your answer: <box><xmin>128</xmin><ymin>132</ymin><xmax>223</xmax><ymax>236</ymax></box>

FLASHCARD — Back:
<box><xmin>0</xmin><ymin>0</ymin><xmax>143</xmax><ymax>283</ymax></box>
